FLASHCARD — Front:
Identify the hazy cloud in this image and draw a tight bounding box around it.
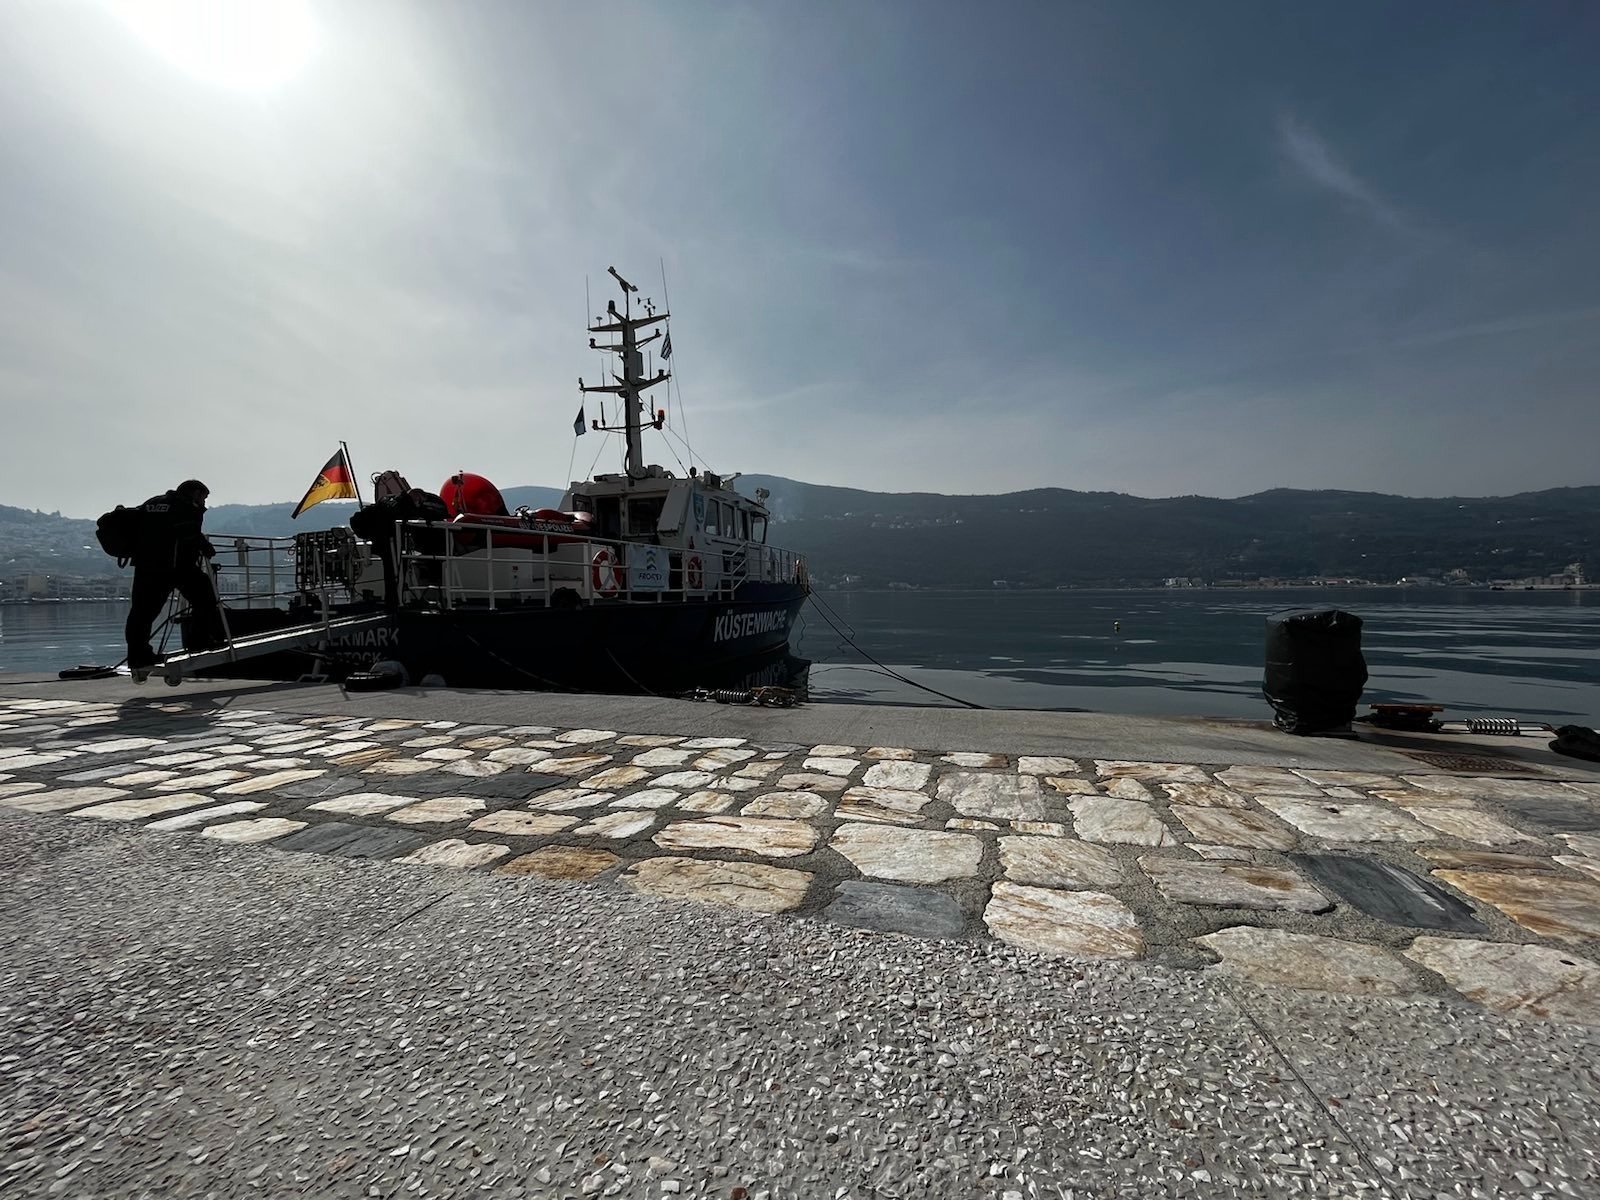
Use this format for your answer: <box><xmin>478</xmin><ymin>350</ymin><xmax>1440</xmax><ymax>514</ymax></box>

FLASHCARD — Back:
<box><xmin>1276</xmin><ymin>113</ymin><xmax>1407</xmax><ymax>231</ymax></box>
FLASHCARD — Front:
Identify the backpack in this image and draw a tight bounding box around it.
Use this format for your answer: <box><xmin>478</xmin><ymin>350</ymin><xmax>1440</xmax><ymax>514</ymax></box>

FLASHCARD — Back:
<box><xmin>95</xmin><ymin>505</ymin><xmax>143</xmax><ymax>565</ymax></box>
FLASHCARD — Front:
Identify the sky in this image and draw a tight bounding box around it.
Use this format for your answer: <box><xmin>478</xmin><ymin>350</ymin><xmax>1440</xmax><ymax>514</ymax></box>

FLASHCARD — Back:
<box><xmin>1</xmin><ymin>0</ymin><xmax>1598</xmax><ymax>517</ymax></box>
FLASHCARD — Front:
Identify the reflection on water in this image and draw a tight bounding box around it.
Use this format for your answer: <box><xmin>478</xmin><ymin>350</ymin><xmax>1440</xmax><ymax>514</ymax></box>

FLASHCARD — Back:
<box><xmin>3</xmin><ymin>590</ymin><xmax>1596</xmax><ymax>720</ymax></box>
<box><xmin>800</xmin><ymin>587</ymin><xmax>1598</xmax><ymax>719</ymax></box>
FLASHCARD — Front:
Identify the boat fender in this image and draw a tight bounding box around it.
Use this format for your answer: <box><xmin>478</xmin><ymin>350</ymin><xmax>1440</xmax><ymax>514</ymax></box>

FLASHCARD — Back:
<box><xmin>344</xmin><ymin>659</ymin><xmax>407</xmax><ymax>693</ymax></box>
<box><xmin>591</xmin><ymin>547</ymin><xmax>621</xmax><ymax>596</ymax></box>
<box><xmin>419</xmin><ymin>673</ymin><xmax>447</xmax><ymax>688</ymax></box>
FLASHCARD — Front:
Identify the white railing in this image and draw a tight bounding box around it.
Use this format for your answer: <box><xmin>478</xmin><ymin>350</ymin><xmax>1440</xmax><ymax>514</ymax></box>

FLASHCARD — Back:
<box><xmin>391</xmin><ymin>517</ymin><xmax>807</xmax><ymax>611</ymax></box>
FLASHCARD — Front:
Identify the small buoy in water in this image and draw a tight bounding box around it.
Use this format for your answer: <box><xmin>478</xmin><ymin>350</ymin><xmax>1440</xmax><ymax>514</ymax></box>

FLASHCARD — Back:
<box><xmin>1113</xmin><ymin>620</ymin><xmax>1121</xmax><ymax>633</ymax></box>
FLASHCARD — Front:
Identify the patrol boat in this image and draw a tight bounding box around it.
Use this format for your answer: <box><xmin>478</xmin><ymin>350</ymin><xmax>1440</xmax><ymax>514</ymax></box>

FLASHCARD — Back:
<box><xmin>185</xmin><ymin>267</ymin><xmax>810</xmax><ymax>693</ymax></box>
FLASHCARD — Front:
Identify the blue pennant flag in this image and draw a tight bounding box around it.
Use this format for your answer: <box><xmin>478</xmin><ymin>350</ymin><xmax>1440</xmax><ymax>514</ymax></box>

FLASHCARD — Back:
<box><xmin>661</xmin><ymin>331</ymin><xmax>672</xmax><ymax>361</ymax></box>
<box><xmin>573</xmin><ymin>405</ymin><xmax>586</xmax><ymax>436</ymax></box>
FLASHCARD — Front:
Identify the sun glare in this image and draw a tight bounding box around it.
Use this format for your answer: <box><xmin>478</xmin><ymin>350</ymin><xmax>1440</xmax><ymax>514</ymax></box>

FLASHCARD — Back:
<box><xmin>110</xmin><ymin>0</ymin><xmax>320</xmax><ymax>91</ymax></box>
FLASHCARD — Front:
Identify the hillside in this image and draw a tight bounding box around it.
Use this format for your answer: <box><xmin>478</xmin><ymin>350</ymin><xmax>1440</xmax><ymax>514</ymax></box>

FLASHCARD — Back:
<box><xmin>2</xmin><ymin>481</ymin><xmax>1594</xmax><ymax>590</ymax></box>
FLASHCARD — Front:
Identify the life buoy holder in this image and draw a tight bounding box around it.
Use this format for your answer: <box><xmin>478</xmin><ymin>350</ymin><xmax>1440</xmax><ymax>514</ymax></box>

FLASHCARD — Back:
<box><xmin>591</xmin><ymin>547</ymin><xmax>620</xmax><ymax>596</ymax></box>
<box><xmin>685</xmin><ymin>552</ymin><xmax>704</xmax><ymax>590</ymax></box>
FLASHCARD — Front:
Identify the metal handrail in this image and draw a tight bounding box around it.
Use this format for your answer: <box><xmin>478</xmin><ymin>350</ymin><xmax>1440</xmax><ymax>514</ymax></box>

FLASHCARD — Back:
<box><xmin>390</xmin><ymin>516</ymin><xmax>806</xmax><ymax>610</ymax></box>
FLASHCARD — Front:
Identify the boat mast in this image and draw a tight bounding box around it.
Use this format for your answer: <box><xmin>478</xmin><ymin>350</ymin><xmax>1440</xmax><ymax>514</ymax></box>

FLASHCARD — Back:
<box><xmin>580</xmin><ymin>266</ymin><xmax>670</xmax><ymax>481</ymax></box>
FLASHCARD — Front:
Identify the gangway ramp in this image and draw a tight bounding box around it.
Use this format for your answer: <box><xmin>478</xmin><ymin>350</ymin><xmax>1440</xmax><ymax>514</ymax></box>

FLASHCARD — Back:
<box><xmin>132</xmin><ymin>612</ymin><xmax>391</xmax><ymax>685</ymax></box>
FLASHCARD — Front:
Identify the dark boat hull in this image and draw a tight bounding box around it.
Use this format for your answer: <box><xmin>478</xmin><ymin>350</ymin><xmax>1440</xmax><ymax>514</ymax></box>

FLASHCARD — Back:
<box><xmin>194</xmin><ymin>583</ymin><xmax>808</xmax><ymax>693</ymax></box>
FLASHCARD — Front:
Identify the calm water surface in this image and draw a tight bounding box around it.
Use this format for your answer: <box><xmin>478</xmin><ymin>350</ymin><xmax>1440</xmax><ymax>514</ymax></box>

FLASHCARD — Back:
<box><xmin>2</xmin><ymin>589</ymin><xmax>1595</xmax><ymax>721</ymax></box>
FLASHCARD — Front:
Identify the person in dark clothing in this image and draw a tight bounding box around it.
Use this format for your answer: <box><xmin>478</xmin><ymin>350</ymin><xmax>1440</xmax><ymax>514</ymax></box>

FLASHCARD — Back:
<box><xmin>124</xmin><ymin>479</ymin><xmax>226</xmax><ymax>669</ymax></box>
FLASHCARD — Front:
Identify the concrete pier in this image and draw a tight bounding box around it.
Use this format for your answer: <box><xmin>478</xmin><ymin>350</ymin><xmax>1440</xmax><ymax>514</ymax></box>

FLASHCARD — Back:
<box><xmin>2</xmin><ymin>673</ymin><xmax>1598</xmax><ymax>1197</ymax></box>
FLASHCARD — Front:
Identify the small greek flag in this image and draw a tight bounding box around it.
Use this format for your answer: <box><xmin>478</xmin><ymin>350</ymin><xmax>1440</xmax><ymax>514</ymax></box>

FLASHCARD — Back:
<box><xmin>573</xmin><ymin>405</ymin><xmax>586</xmax><ymax>436</ymax></box>
<box><xmin>661</xmin><ymin>331</ymin><xmax>673</xmax><ymax>361</ymax></box>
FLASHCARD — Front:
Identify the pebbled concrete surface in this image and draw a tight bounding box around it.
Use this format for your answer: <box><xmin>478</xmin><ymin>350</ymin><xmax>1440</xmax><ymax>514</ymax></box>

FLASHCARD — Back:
<box><xmin>2</xmin><ymin>811</ymin><xmax>1597</xmax><ymax>1199</ymax></box>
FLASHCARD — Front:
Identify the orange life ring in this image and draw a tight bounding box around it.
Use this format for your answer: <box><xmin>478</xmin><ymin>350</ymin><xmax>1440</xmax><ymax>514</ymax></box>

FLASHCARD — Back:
<box><xmin>685</xmin><ymin>552</ymin><xmax>704</xmax><ymax>590</ymax></box>
<box><xmin>591</xmin><ymin>547</ymin><xmax>620</xmax><ymax>596</ymax></box>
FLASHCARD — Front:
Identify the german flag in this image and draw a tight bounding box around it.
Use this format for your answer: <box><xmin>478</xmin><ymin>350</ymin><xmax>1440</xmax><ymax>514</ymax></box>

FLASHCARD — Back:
<box><xmin>291</xmin><ymin>448</ymin><xmax>358</xmax><ymax>518</ymax></box>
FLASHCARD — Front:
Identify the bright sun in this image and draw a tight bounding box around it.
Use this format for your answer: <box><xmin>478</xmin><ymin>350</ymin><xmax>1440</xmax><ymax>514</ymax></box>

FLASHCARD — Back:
<box><xmin>110</xmin><ymin>0</ymin><xmax>320</xmax><ymax>91</ymax></box>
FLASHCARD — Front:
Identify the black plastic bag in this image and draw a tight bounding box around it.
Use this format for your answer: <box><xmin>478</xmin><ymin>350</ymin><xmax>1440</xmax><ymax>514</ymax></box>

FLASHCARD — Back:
<box><xmin>1263</xmin><ymin>608</ymin><xmax>1368</xmax><ymax>735</ymax></box>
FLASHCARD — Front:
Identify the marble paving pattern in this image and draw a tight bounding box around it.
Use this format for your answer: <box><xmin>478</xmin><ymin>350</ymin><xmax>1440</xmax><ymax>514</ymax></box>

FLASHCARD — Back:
<box><xmin>2</xmin><ymin>694</ymin><xmax>1598</xmax><ymax>1026</ymax></box>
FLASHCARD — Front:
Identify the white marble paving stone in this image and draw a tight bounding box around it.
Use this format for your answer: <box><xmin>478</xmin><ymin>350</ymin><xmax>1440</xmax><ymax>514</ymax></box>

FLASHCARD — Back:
<box><xmin>936</xmin><ymin>772</ymin><xmax>1046</xmax><ymax>821</ymax></box>
<box><xmin>983</xmin><ymin>883</ymin><xmax>1144</xmax><ymax>960</ymax></box>
<box><xmin>1043</xmin><ymin>776</ymin><xmax>1098</xmax><ymax>796</ymax></box>
<box><xmin>829</xmin><ymin>823</ymin><xmax>982</xmax><ymax>883</ymax></box>
<box><xmin>460</xmin><ymin>736</ymin><xmax>513</xmax><ymax>751</ymax></box>
<box><xmin>307</xmin><ymin>741</ymin><xmax>379</xmax><ymax>758</ymax></box>
<box><xmin>654</xmin><ymin>815</ymin><xmax>820</xmax><ymax>858</ymax></box>
<box><xmin>417</xmin><ymin>747</ymin><xmax>474</xmax><ymax>762</ymax></box>
<box><xmin>802</xmin><ymin>757</ymin><xmax>859</xmax><ymax>778</ymax></box>
<box><xmin>4</xmin><ymin>786</ymin><xmax>129</xmax><ymax>813</ymax></box>
<box><xmin>104</xmin><ymin>769</ymin><xmax>181</xmax><ymax>787</ymax></box>
<box><xmin>613</xmin><ymin>787</ymin><xmax>680</xmax><ymax>809</ymax></box>
<box><xmin>433</xmin><ymin>758</ymin><xmax>505</xmax><ymax>780</ymax></box>
<box><xmin>1140</xmin><ymin>857</ymin><xmax>1332</xmax><ymax>913</ymax></box>
<box><xmin>808</xmin><ymin>744</ymin><xmax>857</xmax><ymax>757</ymax></box>
<box><xmin>500</xmin><ymin>725</ymin><xmax>555</xmax><ymax>738</ymax></box>
<box><xmin>616</xmin><ymin>734</ymin><xmax>683</xmax><ymax>748</ymax></box>
<box><xmin>1557</xmin><ymin>832</ymin><xmax>1600</xmax><ymax>858</ymax></box>
<box><xmin>1094</xmin><ymin>760</ymin><xmax>1210</xmax><ymax>784</ymax></box>
<box><xmin>216</xmin><ymin>769</ymin><xmax>328</xmax><ymax>796</ymax></box>
<box><xmin>632</xmin><ymin>747</ymin><xmax>694</xmax><ymax>768</ymax></box>
<box><xmin>0</xmin><ymin>782</ymin><xmax>44</xmax><ymax>800</ymax></box>
<box><xmin>574</xmin><ymin>809</ymin><xmax>658</xmax><ymax>839</ymax></box>
<box><xmin>469</xmin><ymin>811</ymin><xmax>580</xmax><ymax>837</ymax></box>
<box><xmin>861</xmin><ymin>760</ymin><xmax>933</xmax><ymax>791</ymax></box>
<box><xmin>1555</xmin><ymin>856</ymin><xmax>1600</xmax><ymax>883</ymax></box>
<box><xmin>403</xmin><ymin>735</ymin><xmax>456</xmax><ymax>748</ymax></box>
<box><xmin>1392</xmin><ymin>802</ymin><xmax>1534</xmax><ymax>846</ymax></box>
<box><xmin>680</xmin><ymin>737</ymin><xmax>747</xmax><ymax>750</ymax></box>
<box><xmin>200</xmin><ymin>817</ymin><xmax>307</xmax><ymax>844</ymax></box>
<box><xmin>999</xmin><ymin>836</ymin><xmax>1122</xmax><ymax>888</ymax></box>
<box><xmin>775</xmin><ymin>772</ymin><xmax>849</xmax><ymax>793</ymax></box>
<box><xmin>1198</xmin><ymin>927</ymin><xmax>1417</xmax><ymax>996</ymax></box>
<box><xmin>835</xmin><ymin>787</ymin><xmax>931</xmax><ymax>827</ymax></box>
<box><xmin>583</xmin><ymin>765</ymin><xmax>653</xmax><ymax>789</ymax></box>
<box><xmin>73</xmin><ymin>792</ymin><xmax>216</xmax><ymax>821</ymax></box>
<box><xmin>865</xmin><ymin>747</ymin><xmax>918</xmax><ymax>760</ymax></box>
<box><xmin>0</xmin><ymin>753</ymin><xmax>70</xmax><ymax>770</ymax></box>
<box><xmin>1159</xmin><ymin>782</ymin><xmax>1251</xmax><ymax>809</ymax></box>
<box><xmin>946</xmin><ymin>818</ymin><xmax>999</xmax><ymax>831</ymax></box>
<box><xmin>692</xmin><ymin>747</ymin><xmax>759</xmax><ymax>771</ymax></box>
<box><xmin>1170</xmin><ymin>805</ymin><xmax>1296</xmax><ymax>851</ymax></box>
<box><xmin>249</xmin><ymin>758</ymin><xmax>311</xmax><ymax>771</ymax></box>
<box><xmin>622</xmin><ymin>856</ymin><xmax>811</xmax><ymax>914</ymax></box>
<box><xmin>1012</xmin><ymin>820</ymin><xmax>1070</xmax><ymax>838</ymax></box>
<box><xmin>145</xmin><ymin>801</ymin><xmax>267</xmax><ymax>831</ymax></box>
<box><xmin>154</xmin><ymin>769</ymin><xmax>251</xmax><ymax>792</ymax></box>
<box><xmin>650</xmin><ymin>770</ymin><xmax>716</xmax><ymax>791</ymax></box>
<box><xmin>527</xmin><ymin>788</ymin><xmax>615</xmax><ymax>812</ymax></box>
<box><xmin>1256</xmin><ymin>797</ymin><xmax>1435</xmax><ymax>843</ymax></box>
<box><xmin>1402</xmin><ymin>775</ymin><xmax>1587</xmax><ymax>803</ymax></box>
<box><xmin>400</xmin><ymin>838</ymin><xmax>511</xmax><ymax>870</ymax></box>
<box><xmin>1561</xmin><ymin>781</ymin><xmax>1600</xmax><ymax>801</ymax></box>
<box><xmin>557</xmin><ymin>728</ymin><xmax>617</xmax><ymax>744</ymax></box>
<box><xmin>941</xmin><ymin>752</ymin><xmax>1006</xmax><ymax>768</ymax></box>
<box><xmin>742</xmin><ymin>791</ymin><xmax>829</xmax><ymax>819</ymax></box>
<box><xmin>733</xmin><ymin>760</ymin><xmax>784</xmax><ymax>779</ymax></box>
<box><xmin>362</xmin><ymin>759</ymin><xmax>438</xmax><ymax>776</ymax></box>
<box><xmin>1016</xmin><ymin>756</ymin><xmax>1080</xmax><ymax>776</ymax></box>
<box><xmin>1069</xmin><ymin>796</ymin><xmax>1177</xmax><ymax>847</ymax></box>
<box><xmin>387</xmin><ymin>797</ymin><xmax>488</xmax><ymax>824</ymax></box>
<box><xmin>542</xmin><ymin>754</ymin><xmax>615</xmax><ymax>777</ymax></box>
<box><xmin>718</xmin><ymin>777</ymin><xmax>760</xmax><ymax>792</ymax></box>
<box><xmin>1214</xmin><ymin>766</ymin><xmax>1325</xmax><ymax>797</ymax></box>
<box><xmin>1191</xmin><ymin>844</ymin><xmax>1253</xmax><ymax>861</ymax></box>
<box><xmin>136</xmin><ymin>751</ymin><xmax>213</xmax><ymax>767</ymax></box>
<box><xmin>677</xmin><ymin>791</ymin><xmax>736</xmax><ymax>814</ymax></box>
<box><xmin>309</xmin><ymin>792</ymin><xmax>419</xmax><ymax>816</ymax></box>
<box><xmin>1293</xmin><ymin>769</ymin><xmax>1399</xmax><ymax>789</ymax></box>
<box><xmin>1406</xmin><ymin>937</ymin><xmax>1600</xmax><ymax>1026</ymax></box>
<box><xmin>1100</xmin><ymin>777</ymin><xmax>1155</xmax><ymax>803</ymax></box>
<box><xmin>484</xmin><ymin>747</ymin><xmax>553</xmax><ymax>766</ymax></box>
<box><xmin>81</xmin><ymin>737</ymin><xmax>166</xmax><ymax>755</ymax></box>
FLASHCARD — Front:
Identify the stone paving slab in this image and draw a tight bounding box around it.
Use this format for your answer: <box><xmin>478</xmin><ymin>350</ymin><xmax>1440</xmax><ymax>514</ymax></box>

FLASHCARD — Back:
<box><xmin>1</xmin><ymin>691</ymin><xmax>1599</xmax><ymax>1038</ymax></box>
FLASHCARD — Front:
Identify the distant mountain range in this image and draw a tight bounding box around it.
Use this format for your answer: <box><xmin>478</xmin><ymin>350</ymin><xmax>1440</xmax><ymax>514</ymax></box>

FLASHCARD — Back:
<box><xmin>3</xmin><ymin>479</ymin><xmax>1594</xmax><ymax>588</ymax></box>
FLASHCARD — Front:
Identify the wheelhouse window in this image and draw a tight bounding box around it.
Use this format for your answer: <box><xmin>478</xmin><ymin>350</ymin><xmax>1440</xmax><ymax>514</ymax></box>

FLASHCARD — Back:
<box><xmin>737</xmin><ymin>509</ymin><xmax>751</xmax><ymax>541</ymax></box>
<box><xmin>626</xmin><ymin>497</ymin><xmax>664</xmax><ymax>538</ymax></box>
<box><xmin>751</xmin><ymin>515</ymin><xmax>767</xmax><ymax>543</ymax></box>
<box><xmin>704</xmin><ymin>500</ymin><xmax>721</xmax><ymax>536</ymax></box>
<box><xmin>719</xmin><ymin>503</ymin><xmax>734</xmax><ymax>538</ymax></box>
